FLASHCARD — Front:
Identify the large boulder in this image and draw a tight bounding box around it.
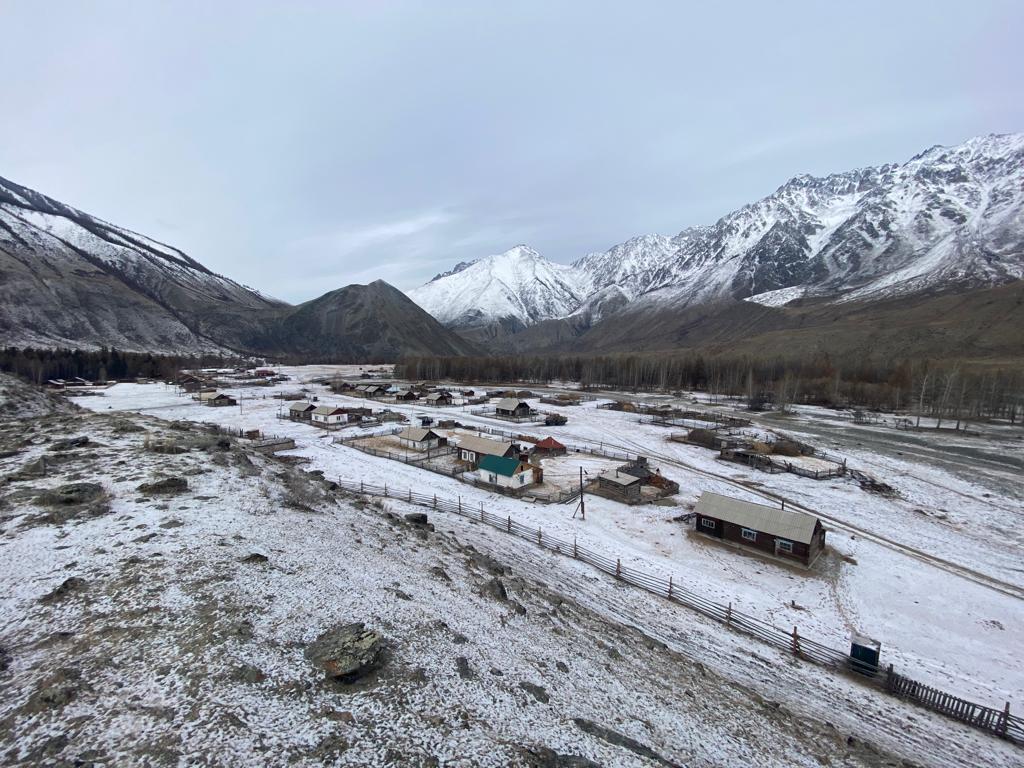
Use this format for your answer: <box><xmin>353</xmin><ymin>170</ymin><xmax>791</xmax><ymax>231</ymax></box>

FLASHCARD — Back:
<box><xmin>137</xmin><ymin>477</ymin><xmax>188</xmax><ymax>495</ymax></box>
<box><xmin>305</xmin><ymin>622</ymin><xmax>385</xmax><ymax>683</ymax></box>
<box><xmin>38</xmin><ymin>483</ymin><xmax>104</xmax><ymax>506</ymax></box>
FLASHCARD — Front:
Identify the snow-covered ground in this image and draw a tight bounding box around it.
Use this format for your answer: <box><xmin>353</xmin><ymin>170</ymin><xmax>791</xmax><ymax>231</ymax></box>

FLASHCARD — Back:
<box><xmin>78</xmin><ymin>370</ymin><xmax>1024</xmax><ymax>712</ymax></box>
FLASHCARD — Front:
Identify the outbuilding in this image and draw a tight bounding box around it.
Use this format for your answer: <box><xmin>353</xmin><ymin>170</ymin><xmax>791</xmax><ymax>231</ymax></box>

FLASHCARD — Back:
<box><xmin>478</xmin><ymin>455</ymin><xmax>537</xmax><ymax>490</ymax></box>
<box><xmin>394</xmin><ymin>390</ymin><xmax>419</xmax><ymax>402</ymax></box>
<box><xmin>425</xmin><ymin>391</ymin><xmax>453</xmax><ymax>406</ymax></box>
<box><xmin>532</xmin><ymin>436</ymin><xmax>567</xmax><ymax>456</ymax></box>
<box><xmin>597</xmin><ymin>469</ymin><xmax>642</xmax><ymax>502</ymax></box>
<box><xmin>693</xmin><ymin>491</ymin><xmax>825</xmax><ymax>567</ymax></box>
<box><xmin>288</xmin><ymin>402</ymin><xmax>316</xmax><ymax>421</ymax></box>
<box><xmin>397</xmin><ymin>427</ymin><xmax>444</xmax><ymax>450</ymax></box>
<box><xmin>199</xmin><ymin>392</ymin><xmax>237</xmax><ymax>407</ymax></box>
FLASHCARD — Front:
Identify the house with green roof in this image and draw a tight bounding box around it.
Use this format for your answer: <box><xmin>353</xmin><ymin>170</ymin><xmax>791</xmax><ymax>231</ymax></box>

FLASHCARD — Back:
<box><xmin>477</xmin><ymin>454</ymin><xmax>538</xmax><ymax>490</ymax></box>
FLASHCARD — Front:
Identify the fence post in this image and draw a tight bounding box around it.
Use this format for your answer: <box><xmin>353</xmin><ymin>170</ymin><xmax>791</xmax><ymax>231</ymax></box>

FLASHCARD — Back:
<box><xmin>573</xmin><ymin>538</ymin><xmax>578</xmax><ymax>558</ymax></box>
<box><xmin>615</xmin><ymin>558</ymin><xmax>621</xmax><ymax>578</ymax></box>
<box><xmin>360</xmin><ymin>480</ymin><xmax>364</xmax><ymax>494</ymax></box>
<box><xmin>433</xmin><ymin>494</ymin><xmax>437</xmax><ymax>509</ymax></box>
<box><xmin>479</xmin><ymin>503</ymin><xmax>484</xmax><ymax>522</ymax></box>
<box><xmin>384</xmin><ymin>484</ymin><xmax>388</xmax><ymax>497</ymax></box>
<box><xmin>507</xmin><ymin>515</ymin><xmax>511</xmax><ymax>532</ymax></box>
<box><xmin>408</xmin><ymin>488</ymin><xmax>412</xmax><ymax>502</ymax></box>
<box><xmin>791</xmin><ymin>626</ymin><xmax>800</xmax><ymax>656</ymax></box>
<box><xmin>538</xmin><ymin>528</ymin><xmax>542</xmax><ymax>545</ymax></box>
<box><xmin>458</xmin><ymin>496</ymin><xmax>462</xmax><ymax>514</ymax></box>
<box><xmin>996</xmin><ymin>701</ymin><xmax>1010</xmax><ymax>738</ymax></box>
<box><xmin>667</xmin><ymin>576</ymin><xmax>673</xmax><ymax>598</ymax></box>
<box><xmin>726</xmin><ymin>602</ymin><xmax>732</xmax><ymax>627</ymax></box>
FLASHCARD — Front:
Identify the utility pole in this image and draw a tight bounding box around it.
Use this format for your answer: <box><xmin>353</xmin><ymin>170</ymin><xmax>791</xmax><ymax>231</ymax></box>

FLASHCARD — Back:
<box><xmin>572</xmin><ymin>466</ymin><xmax>586</xmax><ymax>520</ymax></box>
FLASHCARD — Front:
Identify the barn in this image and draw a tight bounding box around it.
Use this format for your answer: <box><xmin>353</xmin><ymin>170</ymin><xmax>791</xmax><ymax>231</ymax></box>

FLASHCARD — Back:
<box><xmin>597</xmin><ymin>469</ymin><xmax>642</xmax><ymax>502</ymax></box>
<box><xmin>199</xmin><ymin>392</ymin><xmax>237</xmax><ymax>407</ymax></box>
<box><xmin>425</xmin><ymin>391</ymin><xmax>453</xmax><ymax>406</ymax></box>
<box><xmin>394</xmin><ymin>390</ymin><xmax>419</xmax><ymax>402</ymax></box>
<box><xmin>693</xmin><ymin>492</ymin><xmax>826</xmax><ymax>567</ymax></box>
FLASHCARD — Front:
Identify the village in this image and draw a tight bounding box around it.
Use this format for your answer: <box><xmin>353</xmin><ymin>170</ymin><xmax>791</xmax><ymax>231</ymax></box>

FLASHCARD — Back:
<box><xmin>70</xmin><ymin>363</ymin><xmax>1024</xmax><ymax>737</ymax></box>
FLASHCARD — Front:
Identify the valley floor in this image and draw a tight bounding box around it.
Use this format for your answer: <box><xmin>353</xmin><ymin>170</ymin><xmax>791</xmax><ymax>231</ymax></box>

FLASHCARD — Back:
<box><xmin>1</xmin><ymin>370</ymin><xmax>1020</xmax><ymax>766</ymax></box>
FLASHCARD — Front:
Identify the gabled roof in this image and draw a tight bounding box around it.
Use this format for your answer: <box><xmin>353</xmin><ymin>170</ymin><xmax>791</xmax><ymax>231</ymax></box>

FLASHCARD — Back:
<box><xmin>289</xmin><ymin>402</ymin><xmax>316</xmax><ymax>412</ymax></box>
<box><xmin>425</xmin><ymin>391</ymin><xmax>451</xmax><ymax>400</ymax></box>
<box><xmin>456</xmin><ymin>435</ymin><xmax>516</xmax><ymax>458</ymax></box>
<box><xmin>398</xmin><ymin>427</ymin><xmax>440</xmax><ymax>442</ymax></box>
<box><xmin>313</xmin><ymin>405</ymin><xmax>345</xmax><ymax>415</ymax></box>
<box><xmin>479</xmin><ymin>454</ymin><xmax>528</xmax><ymax>477</ymax></box>
<box><xmin>495</xmin><ymin>398</ymin><xmax>530</xmax><ymax>411</ymax></box>
<box><xmin>535</xmin><ymin>436</ymin><xmax>565</xmax><ymax>450</ymax></box>
<box><xmin>694</xmin><ymin>492</ymin><xmax>820</xmax><ymax>544</ymax></box>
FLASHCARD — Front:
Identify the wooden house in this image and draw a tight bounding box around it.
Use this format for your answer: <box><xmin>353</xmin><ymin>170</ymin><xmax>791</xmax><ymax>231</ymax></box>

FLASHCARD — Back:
<box><xmin>288</xmin><ymin>402</ymin><xmax>316</xmax><ymax>421</ymax></box>
<box><xmin>397</xmin><ymin>427</ymin><xmax>444</xmax><ymax>450</ymax></box>
<box><xmin>311</xmin><ymin>405</ymin><xmax>348</xmax><ymax>428</ymax></box>
<box><xmin>425</xmin><ymin>391</ymin><xmax>453</xmax><ymax>406</ymax></box>
<box><xmin>394</xmin><ymin>389</ymin><xmax>419</xmax><ymax>402</ymax></box>
<box><xmin>693</xmin><ymin>492</ymin><xmax>825</xmax><ymax>567</ymax></box>
<box><xmin>494</xmin><ymin>398</ymin><xmax>535</xmax><ymax>420</ymax></box>
<box><xmin>201</xmin><ymin>392</ymin><xmax>237</xmax><ymax>407</ymax></box>
<box><xmin>456</xmin><ymin>435</ymin><xmax>518</xmax><ymax>467</ymax></box>
<box><xmin>477</xmin><ymin>455</ymin><xmax>538</xmax><ymax>490</ymax></box>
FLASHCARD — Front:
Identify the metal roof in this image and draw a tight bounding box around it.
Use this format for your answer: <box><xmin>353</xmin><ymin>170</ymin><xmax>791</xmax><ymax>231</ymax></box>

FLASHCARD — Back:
<box><xmin>694</xmin><ymin>492</ymin><xmax>819</xmax><ymax>544</ymax></box>
<box><xmin>456</xmin><ymin>435</ymin><xmax>515</xmax><ymax>457</ymax></box>
<box><xmin>479</xmin><ymin>454</ymin><xmax>528</xmax><ymax>477</ymax></box>
<box><xmin>495</xmin><ymin>398</ymin><xmax>530</xmax><ymax>411</ymax></box>
<box><xmin>288</xmin><ymin>402</ymin><xmax>315</xmax><ymax>412</ymax></box>
<box><xmin>313</xmin><ymin>405</ymin><xmax>345</xmax><ymax>415</ymax></box>
<box><xmin>398</xmin><ymin>427</ymin><xmax>439</xmax><ymax>442</ymax></box>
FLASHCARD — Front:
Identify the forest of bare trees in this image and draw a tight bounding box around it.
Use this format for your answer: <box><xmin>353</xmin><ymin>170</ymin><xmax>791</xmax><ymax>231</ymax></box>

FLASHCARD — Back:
<box><xmin>396</xmin><ymin>353</ymin><xmax>1024</xmax><ymax>426</ymax></box>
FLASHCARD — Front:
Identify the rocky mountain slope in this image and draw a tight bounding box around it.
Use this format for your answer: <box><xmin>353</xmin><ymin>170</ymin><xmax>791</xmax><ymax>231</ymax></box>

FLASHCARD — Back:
<box><xmin>0</xmin><ymin>176</ymin><xmax>476</xmax><ymax>361</ymax></box>
<box><xmin>408</xmin><ymin>134</ymin><xmax>1024</xmax><ymax>347</ymax></box>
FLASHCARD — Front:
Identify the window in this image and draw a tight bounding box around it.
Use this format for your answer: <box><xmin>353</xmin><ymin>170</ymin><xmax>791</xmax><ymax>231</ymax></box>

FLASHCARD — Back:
<box><xmin>741</xmin><ymin>528</ymin><xmax>757</xmax><ymax>542</ymax></box>
<box><xmin>488</xmin><ymin>473</ymin><xmax>497</xmax><ymax>483</ymax></box>
<box><xmin>777</xmin><ymin>540</ymin><xmax>793</xmax><ymax>553</ymax></box>
<box><xmin>700</xmin><ymin>518</ymin><xmax>716</xmax><ymax>530</ymax></box>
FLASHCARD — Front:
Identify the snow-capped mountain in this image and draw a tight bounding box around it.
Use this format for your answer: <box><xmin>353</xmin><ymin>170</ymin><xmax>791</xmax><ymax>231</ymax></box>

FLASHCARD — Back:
<box><xmin>0</xmin><ymin>175</ymin><xmax>477</xmax><ymax>360</ymax></box>
<box><xmin>407</xmin><ymin>245</ymin><xmax>587</xmax><ymax>337</ymax></box>
<box><xmin>408</xmin><ymin>133</ymin><xmax>1024</xmax><ymax>334</ymax></box>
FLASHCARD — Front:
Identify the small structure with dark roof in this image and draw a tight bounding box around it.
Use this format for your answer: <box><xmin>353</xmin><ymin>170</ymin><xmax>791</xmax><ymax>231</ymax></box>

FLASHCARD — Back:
<box><xmin>424</xmin><ymin>391</ymin><xmax>453</xmax><ymax>406</ymax></box>
<box><xmin>532</xmin><ymin>436</ymin><xmax>567</xmax><ymax>456</ymax></box>
<box><xmin>693</xmin><ymin>491</ymin><xmax>825</xmax><ymax>567</ymax></box>
<box><xmin>494</xmin><ymin>398</ymin><xmax>535</xmax><ymax>420</ymax></box>
<box><xmin>287</xmin><ymin>402</ymin><xmax>316</xmax><ymax>421</ymax></box>
<box><xmin>597</xmin><ymin>469</ymin><xmax>643</xmax><ymax>502</ymax></box>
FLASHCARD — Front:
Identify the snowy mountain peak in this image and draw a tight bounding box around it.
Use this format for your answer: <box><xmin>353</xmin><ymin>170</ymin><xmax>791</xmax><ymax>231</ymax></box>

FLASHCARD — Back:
<box><xmin>409</xmin><ymin>133</ymin><xmax>1024</xmax><ymax>335</ymax></box>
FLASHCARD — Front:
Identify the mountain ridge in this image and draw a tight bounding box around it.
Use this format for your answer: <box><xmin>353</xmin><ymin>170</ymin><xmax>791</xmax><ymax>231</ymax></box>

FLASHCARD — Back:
<box><xmin>407</xmin><ymin>133</ymin><xmax>1024</xmax><ymax>344</ymax></box>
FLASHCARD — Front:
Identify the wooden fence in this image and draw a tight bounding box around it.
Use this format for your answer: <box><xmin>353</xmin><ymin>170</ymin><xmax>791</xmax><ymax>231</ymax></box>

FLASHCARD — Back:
<box><xmin>328</xmin><ymin>476</ymin><xmax>1019</xmax><ymax>746</ymax></box>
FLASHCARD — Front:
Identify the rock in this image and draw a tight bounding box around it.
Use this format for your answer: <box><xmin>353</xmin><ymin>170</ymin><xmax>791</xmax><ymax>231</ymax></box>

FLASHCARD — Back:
<box><xmin>306</xmin><ymin>622</ymin><xmax>385</xmax><ymax>683</ymax></box>
<box><xmin>38</xmin><ymin>482</ymin><xmax>104</xmax><ymax>506</ymax></box>
<box><xmin>519</xmin><ymin>681</ymin><xmax>550</xmax><ymax>703</ymax></box>
<box><xmin>50</xmin><ymin>435</ymin><xmax>91</xmax><ymax>451</ymax></box>
<box><xmin>39</xmin><ymin>576</ymin><xmax>87</xmax><ymax>603</ymax></box>
<box><xmin>429</xmin><ymin>566</ymin><xmax>451</xmax><ymax>582</ymax></box>
<box><xmin>573</xmin><ymin>718</ymin><xmax>682</xmax><ymax>768</ymax></box>
<box><xmin>240</xmin><ymin>552</ymin><xmax>268</xmax><ymax>564</ymax></box>
<box><xmin>455</xmin><ymin>656</ymin><xmax>475</xmax><ymax>680</ymax></box>
<box><xmin>404</xmin><ymin>512</ymin><xmax>429</xmax><ymax>525</ymax></box>
<box><xmin>483</xmin><ymin>577</ymin><xmax>508</xmax><ymax>602</ymax></box>
<box><xmin>489</xmin><ymin>667</ymin><xmax>504</xmax><ymax>676</ymax></box>
<box><xmin>159</xmin><ymin>519</ymin><xmax>184</xmax><ymax>529</ymax></box>
<box><xmin>525</xmin><ymin>746</ymin><xmax>602</xmax><ymax>768</ymax></box>
<box><xmin>323</xmin><ymin>709</ymin><xmax>355</xmax><ymax>724</ymax></box>
<box><xmin>555</xmin><ymin>661</ymin><xmax>569</xmax><ymax>673</ymax></box>
<box><xmin>231</xmin><ymin>664</ymin><xmax>267</xmax><ymax>684</ymax></box>
<box><xmin>136</xmin><ymin>477</ymin><xmax>188</xmax><ymax>495</ymax></box>
<box><xmin>170</xmin><ymin>421</ymin><xmax>192</xmax><ymax>431</ymax></box>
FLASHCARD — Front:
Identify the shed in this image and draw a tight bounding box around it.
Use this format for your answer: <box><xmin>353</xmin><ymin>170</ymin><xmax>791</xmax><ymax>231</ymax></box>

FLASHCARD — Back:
<box><xmin>693</xmin><ymin>492</ymin><xmax>825</xmax><ymax>567</ymax></box>
<box><xmin>478</xmin><ymin>455</ymin><xmax>536</xmax><ymax>490</ymax></box>
<box><xmin>397</xmin><ymin>427</ymin><xmax>444</xmax><ymax>450</ymax></box>
<box><xmin>597</xmin><ymin>470</ymin><xmax>642</xmax><ymax>501</ymax></box>
<box><xmin>532</xmin><ymin>436</ymin><xmax>567</xmax><ymax>456</ymax></box>
<box><xmin>425</xmin><ymin>391</ymin><xmax>453</xmax><ymax>406</ymax></box>
<box><xmin>456</xmin><ymin>435</ymin><xmax>517</xmax><ymax>466</ymax></box>
<box><xmin>394</xmin><ymin>390</ymin><xmax>419</xmax><ymax>402</ymax></box>
<box><xmin>288</xmin><ymin>402</ymin><xmax>316</xmax><ymax>420</ymax></box>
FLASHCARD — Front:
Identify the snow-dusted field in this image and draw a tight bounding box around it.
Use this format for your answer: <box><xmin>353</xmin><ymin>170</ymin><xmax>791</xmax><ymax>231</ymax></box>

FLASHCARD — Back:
<box><xmin>79</xmin><ymin>370</ymin><xmax>1024</xmax><ymax>713</ymax></box>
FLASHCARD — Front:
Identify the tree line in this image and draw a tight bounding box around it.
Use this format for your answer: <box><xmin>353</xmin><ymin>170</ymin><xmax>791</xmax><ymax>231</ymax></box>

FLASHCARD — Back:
<box><xmin>396</xmin><ymin>353</ymin><xmax>1024</xmax><ymax>425</ymax></box>
<box><xmin>0</xmin><ymin>347</ymin><xmax>249</xmax><ymax>384</ymax></box>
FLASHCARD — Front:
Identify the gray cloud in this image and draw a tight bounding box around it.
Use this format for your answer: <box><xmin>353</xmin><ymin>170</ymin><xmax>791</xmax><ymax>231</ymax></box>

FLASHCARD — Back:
<box><xmin>1</xmin><ymin>1</ymin><xmax>1021</xmax><ymax>301</ymax></box>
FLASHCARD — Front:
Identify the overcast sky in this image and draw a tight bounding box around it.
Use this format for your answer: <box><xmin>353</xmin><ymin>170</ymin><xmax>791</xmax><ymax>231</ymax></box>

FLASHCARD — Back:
<box><xmin>1</xmin><ymin>1</ymin><xmax>1021</xmax><ymax>302</ymax></box>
